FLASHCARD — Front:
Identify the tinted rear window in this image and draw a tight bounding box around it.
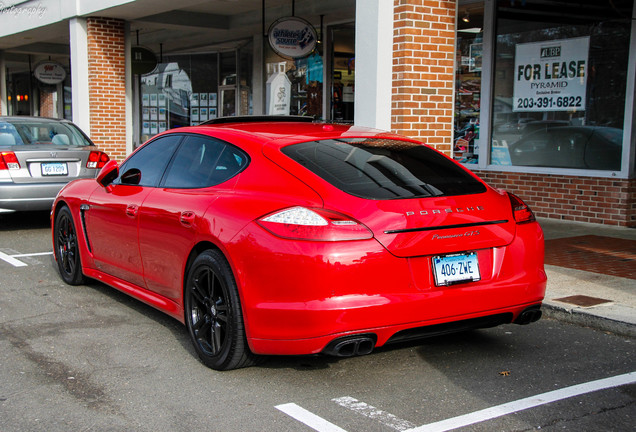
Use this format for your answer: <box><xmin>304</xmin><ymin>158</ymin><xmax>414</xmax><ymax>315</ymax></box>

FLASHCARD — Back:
<box><xmin>282</xmin><ymin>138</ymin><xmax>486</xmax><ymax>199</ymax></box>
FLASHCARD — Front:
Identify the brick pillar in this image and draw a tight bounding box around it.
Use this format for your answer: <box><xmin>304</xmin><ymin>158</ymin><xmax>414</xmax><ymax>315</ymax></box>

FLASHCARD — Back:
<box><xmin>391</xmin><ymin>0</ymin><xmax>456</xmax><ymax>154</ymax></box>
<box><xmin>39</xmin><ymin>89</ymin><xmax>56</xmax><ymax>117</ymax></box>
<box><xmin>86</xmin><ymin>17</ymin><xmax>127</xmax><ymax>161</ymax></box>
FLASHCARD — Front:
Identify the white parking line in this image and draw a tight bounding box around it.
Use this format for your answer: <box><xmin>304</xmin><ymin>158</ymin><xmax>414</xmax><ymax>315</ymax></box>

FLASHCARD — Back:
<box><xmin>12</xmin><ymin>252</ymin><xmax>53</xmax><ymax>258</ymax></box>
<box><xmin>0</xmin><ymin>251</ymin><xmax>28</xmax><ymax>267</ymax></box>
<box><xmin>0</xmin><ymin>251</ymin><xmax>52</xmax><ymax>267</ymax></box>
<box><xmin>332</xmin><ymin>396</ymin><xmax>416</xmax><ymax>431</ymax></box>
<box><xmin>276</xmin><ymin>403</ymin><xmax>348</xmax><ymax>432</ymax></box>
<box><xmin>277</xmin><ymin>371</ymin><xmax>636</xmax><ymax>432</ymax></box>
<box><xmin>404</xmin><ymin>371</ymin><xmax>636</xmax><ymax>432</ymax></box>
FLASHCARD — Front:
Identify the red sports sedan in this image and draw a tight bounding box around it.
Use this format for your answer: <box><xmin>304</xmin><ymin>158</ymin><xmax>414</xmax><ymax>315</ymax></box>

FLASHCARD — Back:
<box><xmin>52</xmin><ymin>117</ymin><xmax>546</xmax><ymax>370</ymax></box>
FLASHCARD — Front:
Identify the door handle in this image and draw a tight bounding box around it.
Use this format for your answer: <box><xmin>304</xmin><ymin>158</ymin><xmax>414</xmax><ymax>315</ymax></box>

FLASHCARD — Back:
<box><xmin>126</xmin><ymin>204</ymin><xmax>138</xmax><ymax>217</ymax></box>
<box><xmin>180</xmin><ymin>211</ymin><xmax>195</xmax><ymax>227</ymax></box>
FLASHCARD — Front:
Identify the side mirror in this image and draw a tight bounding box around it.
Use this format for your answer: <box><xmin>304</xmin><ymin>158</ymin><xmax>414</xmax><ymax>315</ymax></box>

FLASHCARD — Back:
<box><xmin>120</xmin><ymin>168</ymin><xmax>142</xmax><ymax>185</ymax></box>
<box><xmin>96</xmin><ymin>160</ymin><xmax>119</xmax><ymax>188</ymax></box>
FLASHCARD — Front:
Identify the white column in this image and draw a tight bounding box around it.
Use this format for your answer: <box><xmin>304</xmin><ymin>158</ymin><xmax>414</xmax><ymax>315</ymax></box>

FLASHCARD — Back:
<box><xmin>0</xmin><ymin>51</ymin><xmax>7</xmax><ymax>116</ymax></box>
<box><xmin>69</xmin><ymin>17</ymin><xmax>91</xmax><ymax>135</ymax></box>
<box><xmin>124</xmin><ymin>22</ymin><xmax>133</xmax><ymax>155</ymax></box>
<box><xmin>354</xmin><ymin>0</ymin><xmax>393</xmax><ymax>131</ymax></box>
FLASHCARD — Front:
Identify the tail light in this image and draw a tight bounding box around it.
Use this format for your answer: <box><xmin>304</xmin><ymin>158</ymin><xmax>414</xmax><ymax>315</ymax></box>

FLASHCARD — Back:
<box><xmin>0</xmin><ymin>151</ymin><xmax>20</xmax><ymax>170</ymax></box>
<box><xmin>508</xmin><ymin>193</ymin><xmax>535</xmax><ymax>224</ymax></box>
<box><xmin>257</xmin><ymin>206</ymin><xmax>373</xmax><ymax>241</ymax></box>
<box><xmin>87</xmin><ymin>151</ymin><xmax>110</xmax><ymax>169</ymax></box>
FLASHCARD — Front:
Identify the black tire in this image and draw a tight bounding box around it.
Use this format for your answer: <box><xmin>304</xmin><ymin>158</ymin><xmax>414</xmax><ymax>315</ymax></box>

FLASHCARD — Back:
<box><xmin>184</xmin><ymin>249</ymin><xmax>256</xmax><ymax>370</ymax></box>
<box><xmin>53</xmin><ymin>206</ymin><xmax>86</xmax><ymax>285</ymax></box>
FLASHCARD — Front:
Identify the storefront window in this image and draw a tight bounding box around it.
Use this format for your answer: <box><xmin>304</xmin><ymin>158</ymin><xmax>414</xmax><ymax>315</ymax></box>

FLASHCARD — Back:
<box><xmin>220</xmin><ymin>51</ymin><xmax>236</xmax><ymax>117</ymax></box>
<box><xmin>140</xmin><ymin>54</ymin><xmax>212</xmax><ymax>142</ymax></box>
<box><xmin>330</xmin><ymin>24</ymin><xmax>355</xmax><ymax>123</ymax></box>
<box><xmin>490</xmin><ymin>0</ymin><xmax>633</xmax><ymax>171</ymax></box>
<box><xmin>5</xmin><ymin>63</ymin><xmax>71</xmax><ymax>119</ymax></box>
<box><xmin>239</xmin><ymin>45</ymin><xmax>253</xmax><ymax>116</ymax></box>
<box><xmin>139</xmin><ymin>45</ymin><xmax>252</xmax><ymax>144</ymax></box>
<box><xmin>454</xmin><ymin>2</ymin><xmax>484</xmax><ymax>164</ymax></box>
<box><xmin>265</xmin><ymin>46</ymin><xmax>323</xmax><ymax>118</ymax></box>
<box><xmin>7</xmin><ymin>71</ymin><xmax>32</xmax><ymax>116</ymax></box>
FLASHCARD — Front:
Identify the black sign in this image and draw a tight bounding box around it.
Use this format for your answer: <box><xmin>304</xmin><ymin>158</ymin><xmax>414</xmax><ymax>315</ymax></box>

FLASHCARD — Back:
<box><xmin>540</xmin><ymin>46</ymin><xmax>561</xmax><ymax>58</ymax></box>
<box><xmin>131</xmin><ymin>46</ymin><xmax>157</xmax><ymax>75</ymax></box>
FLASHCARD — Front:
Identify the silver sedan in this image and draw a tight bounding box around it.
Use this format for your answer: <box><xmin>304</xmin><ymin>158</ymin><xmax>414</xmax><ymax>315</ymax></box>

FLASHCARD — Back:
<box><xmin>0</xmin><ymin>116</ymin><xmax>109</xmax><ymax>213</ymax></box>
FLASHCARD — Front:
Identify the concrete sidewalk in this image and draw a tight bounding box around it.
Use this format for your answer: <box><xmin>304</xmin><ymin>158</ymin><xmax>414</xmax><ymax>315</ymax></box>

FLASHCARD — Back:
<box><xmin>539</xmin><ymin>218</ymin><xmax>636</xmax><ymax>337</ymax></box>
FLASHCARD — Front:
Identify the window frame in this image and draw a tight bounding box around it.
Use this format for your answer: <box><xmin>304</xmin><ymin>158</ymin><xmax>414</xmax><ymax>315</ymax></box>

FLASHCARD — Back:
<box><xmin>115</xmin><ymin>134</ymin><xmax>184</xmax><ymax>187</ymax></box>
<box><xmin>461</xmin><ymin>0</ymin><xmax>636</xmax><ymax>179</ymax></box>
<box><xmin>159</xmin><ymin>133</ymin><xmax>251</xmax><ymax>189</ymax></box>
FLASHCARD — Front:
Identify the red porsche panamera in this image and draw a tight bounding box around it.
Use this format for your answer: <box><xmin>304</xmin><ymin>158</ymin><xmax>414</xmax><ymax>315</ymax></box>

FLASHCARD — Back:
<box><xmin>52</xmin><ymin>117</ymin><xmax>546</xmax><ymax>370</ymax></box>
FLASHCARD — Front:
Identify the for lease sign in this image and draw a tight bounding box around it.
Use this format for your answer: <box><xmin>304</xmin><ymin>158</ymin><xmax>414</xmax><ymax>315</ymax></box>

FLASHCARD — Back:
<box><xmin>513</xmin><ymin>37</ymin><xmax>589</xmax><ymax>112</ymax></box>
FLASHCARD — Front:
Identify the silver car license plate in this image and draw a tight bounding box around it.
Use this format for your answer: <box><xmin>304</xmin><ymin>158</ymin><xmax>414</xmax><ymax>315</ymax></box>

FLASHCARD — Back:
<box><xmin>41</xmin><ymin>162</ymin><xmax>68</xmax><ymax>176</ymax></box>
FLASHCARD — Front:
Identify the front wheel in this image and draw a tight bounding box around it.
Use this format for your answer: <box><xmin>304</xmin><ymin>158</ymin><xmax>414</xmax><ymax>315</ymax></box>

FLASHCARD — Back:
<box><xmin>53</xmin><ymin>206</ymin><xmax>86</xmax><ymax>285</ymax></box>
<box><xmin>184</xmin><ymin>249</ymin><xmax>256</xmax><ymax>370</ymax></box>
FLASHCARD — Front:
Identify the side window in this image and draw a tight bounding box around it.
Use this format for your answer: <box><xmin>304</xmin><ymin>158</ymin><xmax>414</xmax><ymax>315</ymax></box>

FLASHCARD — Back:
<box><xmin>163</xmin><ymin>135</ymin><xmax>249</xmax><ymax>188</ymax></box>
<box><xmin>116</xmin><ymin>135</ymin><xmax>182</xmax><ymax>187</ymax></box>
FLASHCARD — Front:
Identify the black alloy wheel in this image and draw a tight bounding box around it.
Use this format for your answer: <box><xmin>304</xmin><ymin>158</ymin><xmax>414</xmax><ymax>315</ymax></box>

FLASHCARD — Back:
<box><xmin>54</xmin><ymin>206</ymin><xmax>86</xmax><ymax>285</ymax></box>
<box><xmin>184</xmin><ymin>249</ymin><xmax>256</xmax><ymax>371</ymax></box>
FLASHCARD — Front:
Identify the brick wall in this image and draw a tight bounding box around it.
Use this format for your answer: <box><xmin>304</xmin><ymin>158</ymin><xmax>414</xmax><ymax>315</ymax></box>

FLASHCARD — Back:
<box><xmin>39</xmin><ymin>89</ymin><xmax>55</xmax><ymax>117</ymax></box>
<box><xmin>391</xmin><ymin>0</ymin><xmax>456</xmax><ymax>153</ymax></box>
<box><xmin>475</xmin><ymin>171</ymin><xmax>636</xmax><ymax>227</ymax></box>
<box><xmin>86</xmin><ymin>17</ymin><xmax>127</xmax><ymax>161</ymax></box>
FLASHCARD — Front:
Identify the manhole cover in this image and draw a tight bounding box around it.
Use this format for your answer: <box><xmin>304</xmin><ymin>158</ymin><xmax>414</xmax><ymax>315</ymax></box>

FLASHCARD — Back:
<box><xmin>553</xmin><ymin>295</ymin><xmax>612</xmax><ymax>307</ymax></box>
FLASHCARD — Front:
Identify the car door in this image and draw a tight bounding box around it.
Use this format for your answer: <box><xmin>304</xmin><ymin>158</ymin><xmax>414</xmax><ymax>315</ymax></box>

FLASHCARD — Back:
<box><xmin>138</xmin><ymin>134</ymin><xmax>248</xmax><ymax>300</ymax></box>
<box><xmin>85</xmin><ymin>135</ymin><xmax>182</xmax><ymax>286</ymax></box>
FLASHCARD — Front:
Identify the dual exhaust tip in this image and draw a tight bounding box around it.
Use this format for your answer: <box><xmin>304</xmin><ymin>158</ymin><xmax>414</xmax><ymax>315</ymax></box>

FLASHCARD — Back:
<box><xmin>322</xmin><ymin>305</ymin><xmax>542</xmax><ymax>357</ymax></box>
<box><xmin>322</xmin><ymin>334</ymin><xmax>377</xmax><ymax>357</ymax></box>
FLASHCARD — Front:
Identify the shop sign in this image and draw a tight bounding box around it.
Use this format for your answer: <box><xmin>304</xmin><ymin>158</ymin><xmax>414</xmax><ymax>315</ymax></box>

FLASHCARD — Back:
<box><xmin>132</xmin><ymin>46</ymin><xmax>158</xmax><ymax>75</ymax></box>
<box><xmin>513</xmin><ymin>37</ymin><xmax>589</xmax><ymax>112</ymax></box>
<box><xmin>33</xmin><ymin>61</ymin><xmax>66</xmax><ymax>85</ymax></box>
<box><xmin>268</xmin><ymin>17</ymin><xmax>317</xmax><ymax>59</ymax></box>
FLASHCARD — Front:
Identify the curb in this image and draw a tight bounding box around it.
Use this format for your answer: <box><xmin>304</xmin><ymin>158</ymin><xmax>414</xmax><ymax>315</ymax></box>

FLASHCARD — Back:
<box><xmin>542</xmin><ymin>302</ymin><xmax>636</xmax><ymax>338</ymax></box>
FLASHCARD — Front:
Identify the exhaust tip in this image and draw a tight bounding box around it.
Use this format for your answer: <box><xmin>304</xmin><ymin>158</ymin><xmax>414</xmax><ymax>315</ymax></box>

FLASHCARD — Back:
<box><xmin>514</xmin><ymin>305</ymin><xmax>542</xmax><ymax>325</ymax></box>
<box><xmin>322</xmin><ymin>334</ymin><xmax>377</xmax><ymax>357</ymax></box>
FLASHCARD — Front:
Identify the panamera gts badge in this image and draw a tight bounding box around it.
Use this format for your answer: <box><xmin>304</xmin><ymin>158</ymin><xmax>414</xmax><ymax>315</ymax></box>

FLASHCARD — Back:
<box><xmin>405</xmin><ymin>206</ymin><xmax>484</xmax><ymax>216</ymax></box>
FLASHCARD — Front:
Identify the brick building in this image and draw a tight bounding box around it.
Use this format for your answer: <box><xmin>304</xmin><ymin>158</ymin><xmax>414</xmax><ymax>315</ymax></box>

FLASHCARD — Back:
<box><xmin>0</xmin><ymin>0</ymin><xmax>634</xmax><ymax>226</ymax></box>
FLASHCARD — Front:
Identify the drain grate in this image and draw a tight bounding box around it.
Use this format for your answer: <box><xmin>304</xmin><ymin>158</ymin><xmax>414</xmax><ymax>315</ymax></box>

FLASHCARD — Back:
<box><xmin>554</xmin><ymin>295</ymin><xmax>612</xmax><ymax>307</ymax></box>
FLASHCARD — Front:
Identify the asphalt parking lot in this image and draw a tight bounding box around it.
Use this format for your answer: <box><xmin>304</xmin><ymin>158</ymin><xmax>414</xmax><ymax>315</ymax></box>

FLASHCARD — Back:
<box><xmin>1</xmin><ymin>212</ymin><xmax>635</xmax><ymax>432</ymax></box>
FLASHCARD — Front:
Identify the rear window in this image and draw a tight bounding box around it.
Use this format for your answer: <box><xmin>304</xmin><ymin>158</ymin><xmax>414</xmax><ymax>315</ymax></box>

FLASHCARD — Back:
<box><xmin>282</xmin><ymin>138</ymin><xmax>486</xmax><ymax>199</ymax></box>
<box><xmin>0</xmin><ymin>120</ymin><xmax>92</xmax><ymax>147</ymax></box>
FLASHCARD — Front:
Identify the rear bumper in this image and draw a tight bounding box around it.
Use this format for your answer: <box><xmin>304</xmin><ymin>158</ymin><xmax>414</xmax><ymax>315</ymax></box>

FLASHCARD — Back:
<box><xmin>249</xmin><ymin>303</ymin><xmax>543</xmax><ymax>356</ymax></box>
<box><xmin>230</xmin><ymin>221</ymin><xmax>547</xmax><ymax>356</ymax></box>
<box><xmin>0</xmin><ymin>182</ymin><xmax>67</xmax><ymax>212</ymax></box>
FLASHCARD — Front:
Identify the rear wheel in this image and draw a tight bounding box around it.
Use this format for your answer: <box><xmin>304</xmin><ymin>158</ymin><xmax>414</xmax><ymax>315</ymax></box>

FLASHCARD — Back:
<box><xmin>54</xmin><ymin>206</ymin><xmax>86</xmax><ymax>285</ymax></box>
<box><xmin>184</xmin><ymin>249</ymin><xmax>256</xmax><ymax>370</ymax></box>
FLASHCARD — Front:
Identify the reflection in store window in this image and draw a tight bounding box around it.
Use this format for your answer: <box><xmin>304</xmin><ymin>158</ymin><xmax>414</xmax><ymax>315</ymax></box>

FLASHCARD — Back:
<box><xmin>141</xmin><ymin>62</ymin><xmax>193</xmax><ymax>141</ymax></box>
<box><xmin>139</xmin><ymin>45</ymin><xmax>252</xmax><ymax>145</ymax></box>
<box><xmin>330</xmin><ymin>24</ymin><xmax>355</xmax><ymax>122</ymax></box>
<box><xmin>490</xmin><ymin>0</ymin><xmax>632</xmax><ymax>171</ymax></box>
<box><xmin>454</xmin><ymin>2</ymin><xmax>484</xmax><ymax>164</ymax></box>
<box><xmin>265</xmin><ymin>50</ymin><xmax>324</xmax><ymax>118</ymax></box>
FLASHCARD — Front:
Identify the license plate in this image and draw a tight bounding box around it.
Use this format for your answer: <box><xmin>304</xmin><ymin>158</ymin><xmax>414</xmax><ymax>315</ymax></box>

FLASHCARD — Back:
<box><xmin>42</xmin><ymin>162</ymin><xmax>68</xmax><ymax>176</ymax></box>
<box><xmin>432</xmin><ymin>252</ymin><xmax>481</xmax><ymax>286</ymax></box>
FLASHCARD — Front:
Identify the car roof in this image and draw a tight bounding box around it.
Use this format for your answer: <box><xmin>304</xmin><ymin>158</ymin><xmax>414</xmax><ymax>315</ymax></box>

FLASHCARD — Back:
<box><xmin>158</xmin><ymin>118</ymin><xmax>415</xmax><ymax>150</ymax></box>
